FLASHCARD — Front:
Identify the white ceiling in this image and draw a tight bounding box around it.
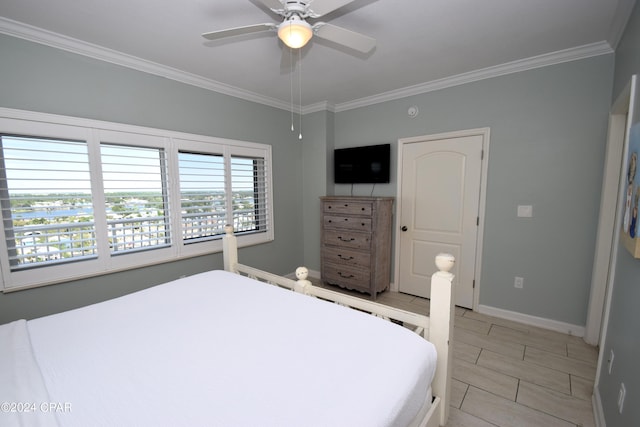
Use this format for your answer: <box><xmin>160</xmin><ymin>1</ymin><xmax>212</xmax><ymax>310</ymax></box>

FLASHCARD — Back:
<box><xmin>0</xmin><ymin>0</ymin><xmax>636</xmax><ymax>112</ymax></box>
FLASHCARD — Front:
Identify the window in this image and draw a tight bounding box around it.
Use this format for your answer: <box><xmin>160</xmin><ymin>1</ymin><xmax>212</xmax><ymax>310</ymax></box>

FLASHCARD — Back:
<box><xmin>178</xmin><ymin>151</ymin><xmax>226</xmax><ymax>242</ymax></box>
<box><xmin>177</xmin><ymin>151</ymin><xmax>270</xmax><ymax>244</ymax></box>
<box><xmin>0</xmin><ymin>136</ymin><xmax>97</xmax><ymax>270</ymax></box>
<box><xmin>101</xmin><ymin>144</ymin><xmax>171</xmax><ymax>254</ymax></box>
<box><xmin>230</xmin><ymin>155</ymin><xmax>269</xmax><ymax>233</ymax></box>
<box><xmin>0</xmin><ymin>109</ymin><xmax>273</xmax><ymax>291</ymax></box>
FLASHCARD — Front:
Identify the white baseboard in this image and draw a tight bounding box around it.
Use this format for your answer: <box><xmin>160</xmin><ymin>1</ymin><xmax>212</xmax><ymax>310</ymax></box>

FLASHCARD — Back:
<box><xmin>592</xmin><ymin>387</ymin><xmax>606</xmax><ymax>427</ymax></box>
<box><xmin>477</xmin><ymin>304</ymin><xmax>586</xmax><ymax>337</ymax></box>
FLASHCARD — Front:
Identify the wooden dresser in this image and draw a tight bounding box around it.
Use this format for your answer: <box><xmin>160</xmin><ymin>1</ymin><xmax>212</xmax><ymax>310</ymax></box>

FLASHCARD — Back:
<box><xmin>320</xmin><ymin>196</ymin><xmax>394</xmax><ymax>299</ymax></box>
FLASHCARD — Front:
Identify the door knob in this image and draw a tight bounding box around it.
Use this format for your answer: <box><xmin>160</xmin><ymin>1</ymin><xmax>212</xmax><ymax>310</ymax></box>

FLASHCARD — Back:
<box><xmin>401</xmin><ymin>226</ymin><xmax>408</xmax><ymax>232</ymax></box>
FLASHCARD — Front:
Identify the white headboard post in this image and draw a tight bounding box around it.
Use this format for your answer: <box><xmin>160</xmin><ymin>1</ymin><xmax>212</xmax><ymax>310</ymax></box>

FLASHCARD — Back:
<box><xmin>429</xmin><ymin>253</ymin><xmax>455</xmax><ymax>426</ymax></box>
<box><xmin>222</xmin><ymin>225</ymin><xmax>238</xmax><ymax>273</ymax></box>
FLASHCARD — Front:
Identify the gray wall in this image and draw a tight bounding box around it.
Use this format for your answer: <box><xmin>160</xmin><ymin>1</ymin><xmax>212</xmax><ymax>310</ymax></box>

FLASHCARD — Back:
<box><xmin>300</xmin><ymin>110</ymin><xmax>334</xmax><ymax>271</ymax></box>
<box><xmin>329</xmin><ymin>56</ymin><xmax>614</xmax><ymax>327</ymax></box>
<box><xmin>0</xmin><ymin>28</ymin><xmax>619</xmax><ymax>334</ymax></box>
<box><xmin>0</xmin><ymin>34</ymin><xmax>304</xmax><ymax>323</ymax></box>
<box><xmin>597</xmin><ymin>2</ymin><xmax>640</xmax><ymax>426</ymax></box>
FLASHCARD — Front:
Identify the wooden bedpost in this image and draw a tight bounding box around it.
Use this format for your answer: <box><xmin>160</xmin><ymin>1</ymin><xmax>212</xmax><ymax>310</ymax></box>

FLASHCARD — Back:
<box><xmin>222</xmin><ymin>225</ymin><xmax>238</xmax><ymax>273</ymax></box>
<box><xmin>429</xmin><ymin>253</ymin><xmax>455</xmax><ymax>426</ymax></box>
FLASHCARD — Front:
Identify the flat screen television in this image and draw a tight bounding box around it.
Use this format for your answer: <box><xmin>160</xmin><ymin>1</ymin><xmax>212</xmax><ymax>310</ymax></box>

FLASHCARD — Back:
<box><xmin>334</xmin><ymin>144</ymin><xmax>390</xmax><ymax>184</ymax></box>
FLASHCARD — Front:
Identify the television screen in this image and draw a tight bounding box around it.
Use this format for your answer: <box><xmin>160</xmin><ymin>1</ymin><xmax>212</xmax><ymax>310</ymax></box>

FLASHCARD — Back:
<box><xmin>334</xmin><ymin>144</ymin><xmax>390</xmax><ymax>183</ymax></box>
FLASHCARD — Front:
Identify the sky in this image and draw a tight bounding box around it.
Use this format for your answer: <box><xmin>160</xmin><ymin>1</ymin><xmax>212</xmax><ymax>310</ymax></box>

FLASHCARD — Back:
<box><xmin>1</xmin><ymin>136</ymin><xmax>258</xmax><ymax>197</ymax></box>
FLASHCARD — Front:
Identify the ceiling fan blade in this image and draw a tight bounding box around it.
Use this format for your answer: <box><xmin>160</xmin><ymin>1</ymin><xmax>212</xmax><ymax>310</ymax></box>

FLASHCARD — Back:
<box><xmin>202</xmin><ymin>23</ymin><xmax>275</xmax><ymax>41</ymax></box>
<box><xmin>313</xmin><ymin>23</ymin><xmax>375</xmax><ymax>53</ymax></box>
<box><xmin>308</xmin><ymin>0</ymin><xmax>356</xmax><ymax>17</ymax></box>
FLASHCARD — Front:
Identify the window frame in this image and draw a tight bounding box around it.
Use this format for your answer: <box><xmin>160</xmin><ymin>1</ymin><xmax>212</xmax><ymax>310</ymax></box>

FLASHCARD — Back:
<box><xmin>0</xmin><ymin>108</ymin><xmax>274</xmax><ymax>292</ymax></box>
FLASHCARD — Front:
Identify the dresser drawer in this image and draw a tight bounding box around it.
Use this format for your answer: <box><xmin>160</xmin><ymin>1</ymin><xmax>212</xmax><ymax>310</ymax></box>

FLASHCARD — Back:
<box><xmin>323</xmin><ymin>215</ymin><xmax>372</xmax><ymax>231</ymax></box>
<box><xmin>323</xmin><ymin>230</ymin><xmax>371</xmax><ymax>250</ymax></box>
<box><xmin>322</xmin><ymin>263</ymin><xmax>370</xmax><ymax>291</ymax></box>
<box><xmin>323</xmin><ymin>201</ymin><xmax>372</xmax><ymax>216</ymax></box>
<box><xmin>322</xmin><ymin>246</ymin><xmax>370</xmax><ymax>269</ymax></box>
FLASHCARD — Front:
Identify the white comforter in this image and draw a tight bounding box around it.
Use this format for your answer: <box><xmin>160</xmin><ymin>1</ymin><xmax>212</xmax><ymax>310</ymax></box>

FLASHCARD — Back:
<box><xmin>0</xmin><ymin>270</ymin><xmax>436</xmax><ymax>427</ymax></box>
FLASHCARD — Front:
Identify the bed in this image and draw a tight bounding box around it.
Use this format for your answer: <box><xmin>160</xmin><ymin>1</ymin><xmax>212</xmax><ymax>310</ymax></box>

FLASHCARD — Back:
<box><xmin>0</xmin><ymin>226</ymin><xmax>454</xmax><ymax>427</ymax></box>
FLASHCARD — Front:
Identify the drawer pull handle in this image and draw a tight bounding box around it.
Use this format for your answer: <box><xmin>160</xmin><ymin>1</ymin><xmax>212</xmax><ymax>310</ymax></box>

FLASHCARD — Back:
<box><xmin>338</xmin><ymin>254</ymin><xmax>354</xmax><ymax>260</ymax></box>
<box><xmin>338</xmin><ymin>237</ymin><xmax>355</xmax><ymax>242</ymax></box>
<box><xmin>338</xmin><ymin>272</ymin><xmax>355</xmax><ymax>279</ymax></box>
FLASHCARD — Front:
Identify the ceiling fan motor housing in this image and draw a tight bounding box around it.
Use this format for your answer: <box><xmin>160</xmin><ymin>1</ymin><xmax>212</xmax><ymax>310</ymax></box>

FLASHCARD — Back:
<box><xmin>279</xmin><ymin>1</ymin><xmax>311</xmax><ymax>19</ymax></box>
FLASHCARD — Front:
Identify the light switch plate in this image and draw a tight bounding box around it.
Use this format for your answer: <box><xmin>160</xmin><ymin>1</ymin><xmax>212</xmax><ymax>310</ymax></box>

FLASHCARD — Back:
<box><xmin>517</xmin><ymin>205</ymin><xmax>533</xmax><ymax>217</ymax></box>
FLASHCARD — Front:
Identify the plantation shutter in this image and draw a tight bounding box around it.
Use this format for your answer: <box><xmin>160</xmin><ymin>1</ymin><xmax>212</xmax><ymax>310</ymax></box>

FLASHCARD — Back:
<box><xmin>0</xmin><ymin>135</ymin><xmax>97</xmax><ymax>270</ymax></box>
<box><xmin>178</xmin><ymin>151</ymin><xmax>226</xmax><ymax>242</ymax></box>
<box><xmin>100</xmin><ymin>143</ymin><xmax>171</xmax><ymax>254</ymax></box>
<box><xmin>230</xmin><ymin>155</ymin><xmax>269</xmax><ymax>233</ymax></box>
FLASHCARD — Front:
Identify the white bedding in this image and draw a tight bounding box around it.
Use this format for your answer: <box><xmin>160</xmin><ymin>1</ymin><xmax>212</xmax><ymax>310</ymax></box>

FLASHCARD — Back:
<box><xmin>1</xmin><ymin>270</ymin><xmax>436</xmax><ymax>427</ymax></box>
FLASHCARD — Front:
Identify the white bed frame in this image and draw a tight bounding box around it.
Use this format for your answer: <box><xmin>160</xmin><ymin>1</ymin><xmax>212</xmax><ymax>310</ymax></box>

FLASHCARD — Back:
<box><xmin>222</xmin><ymin>226</ymin><xmax>455</xmax><ymax>427</ymax></box>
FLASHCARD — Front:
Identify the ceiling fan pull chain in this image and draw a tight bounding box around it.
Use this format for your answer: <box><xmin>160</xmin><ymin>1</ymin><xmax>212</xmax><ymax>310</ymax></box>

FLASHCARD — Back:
<box><xmin>298</xmin><ymin>47</ymin><xmax>303</xmax><ymax>140</ymax></box>
<box><xmin>290</xmin><ymin>46</ymin><xmax>295</xmax><ymax>133</ymax></box>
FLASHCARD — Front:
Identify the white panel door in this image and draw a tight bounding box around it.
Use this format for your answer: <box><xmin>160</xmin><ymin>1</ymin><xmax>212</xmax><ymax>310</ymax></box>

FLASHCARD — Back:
<box><xmin>398</xmin><ymin>134</ymin><xmax>483</xmax><ymax>308</ymax></box>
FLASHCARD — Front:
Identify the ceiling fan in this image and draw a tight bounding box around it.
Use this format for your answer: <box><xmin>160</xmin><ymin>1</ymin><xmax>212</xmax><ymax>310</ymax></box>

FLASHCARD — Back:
<box><xmin>202</xmin><ymin>0</ymin><xmax>376</xmax><ymax>53</ymax></box>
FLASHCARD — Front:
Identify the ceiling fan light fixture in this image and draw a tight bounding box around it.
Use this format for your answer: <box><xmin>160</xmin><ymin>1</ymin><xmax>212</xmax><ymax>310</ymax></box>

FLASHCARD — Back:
<box><xmin>278</xmin><ymin>18</ymin><xmax>313</xmax><ymax>49</ymax></box>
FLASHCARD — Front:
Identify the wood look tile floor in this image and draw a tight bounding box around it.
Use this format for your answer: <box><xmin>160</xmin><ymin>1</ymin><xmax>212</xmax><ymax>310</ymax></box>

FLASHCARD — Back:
<box><xmin>316</xmin><ymin>282</ymin><xmax>598</xmax><ymax>427</ymax></box>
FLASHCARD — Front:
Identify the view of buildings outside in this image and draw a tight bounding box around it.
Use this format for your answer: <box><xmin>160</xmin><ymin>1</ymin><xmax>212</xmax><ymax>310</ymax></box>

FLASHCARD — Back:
<box><xmin>1</xmin><ymin>135</ymin><xmax>263</xmax><ymax>270</ymax></box>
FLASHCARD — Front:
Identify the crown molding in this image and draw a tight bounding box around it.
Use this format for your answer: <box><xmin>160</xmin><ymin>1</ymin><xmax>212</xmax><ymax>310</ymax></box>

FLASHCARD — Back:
<box><xmin>0</xmin><ymin>17</ymin><xmax>292</xmax><ymax>112</ymax></box>
<box><xmin>302</xmin><ymin>101</ymin><xmax>335</xmax><ymax>114</ymax></box>
<box><xmin>334</xmin><ymin>41</ymin><xmax>614</xmax><ymax>112</ymax></box>
<box><xmin>0</xmin><ymin>17</ymin><xmax>614</xmax><ymax>115</ymax></box>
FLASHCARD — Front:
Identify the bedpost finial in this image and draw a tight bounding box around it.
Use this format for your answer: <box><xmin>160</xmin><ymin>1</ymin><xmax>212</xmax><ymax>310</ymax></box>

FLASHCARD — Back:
<box><xmin>295</xmin><ymin>266</ymin><xmax>309</xmax><ymax>281</ymax></box>
<box><xmin>435</xmin><ymin>253</ymin><xmax>455</xmax><ymax>273</ymax></box>
<box><xmin>224</xmin><ymin>224</ymin><xmax>234</xmax><ymax>235</ymax></box>
<box><xmin>294</xmin><ymin>266</ymin><xmax>311</xmax><ymax>294</ymax></box>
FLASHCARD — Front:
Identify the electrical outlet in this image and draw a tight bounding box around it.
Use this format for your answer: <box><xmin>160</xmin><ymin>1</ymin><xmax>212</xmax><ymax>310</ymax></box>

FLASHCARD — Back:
<box><xmin>514</xmin><ymin>276</ymin><xmax>524</xmax><ymax>289</ymax></box>
<box><xmin>618</xmin><ymin>383</ymin><xmax>626</xmax><ymax>413</ymax></box>
<box><xmin>608</xmin><ymin>349</ymin><xmax>615</xmax><ymax>374</ymax></box>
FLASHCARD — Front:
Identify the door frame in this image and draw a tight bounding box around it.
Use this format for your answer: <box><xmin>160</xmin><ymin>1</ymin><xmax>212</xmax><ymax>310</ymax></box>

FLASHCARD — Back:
<box><xmin>393</xmin><ymin>128</ymin><xmax>490</xmax><ymax>311</ymax></box>
<box><xmin>587</xmin><ymin>75</ymin><xmax>637</xmax><ymax>347</ymax></box>
<box><xmin>584</xmin><ymin>84</ymin><xmax>629</xmax><ymax>345</ymax></box>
